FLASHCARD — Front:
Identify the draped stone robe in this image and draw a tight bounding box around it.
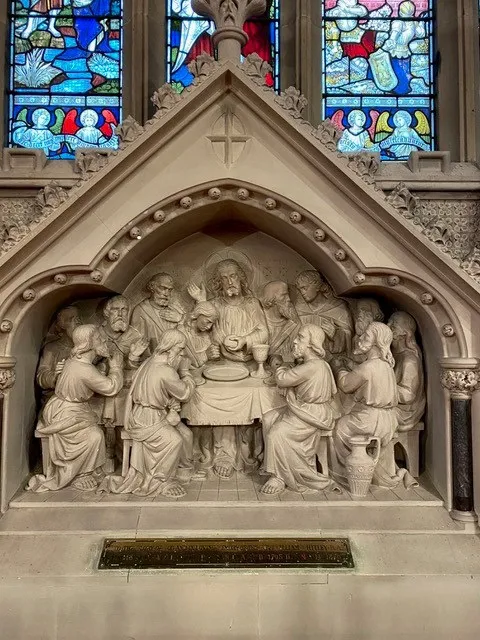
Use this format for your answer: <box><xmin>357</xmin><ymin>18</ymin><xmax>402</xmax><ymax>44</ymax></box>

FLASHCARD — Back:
<box><xmin>295</xmin><ymin>296</ymin><xmax>353</xmax><ymax>356</ymax></box>
<box><xmin>263</xmin><ymin>359</ymin><xmax>339</xmax><ymax>492</ymax></box>
<box><xmin>131</xmin><ymin>298</ymin><xmax>184</xmax><ymax>351</ymax></box>
<box><xmin>332</xmin><ymin>357</ymin><xmax>398</xmax><ymax>483</ymax></box>
<box><xmin>102</xmin><ymin>356</ymin><xmax>196</xmax><ymax>496</ymax></box>
<box><xmin>27</xmin><ymin>358</ymin><xmax>123</xmax><ymax>492</ymax></box>
<box><xmin>394</xmin><ymin>348</ymin><xmax>425</xmax><ymax>432</ymax></box>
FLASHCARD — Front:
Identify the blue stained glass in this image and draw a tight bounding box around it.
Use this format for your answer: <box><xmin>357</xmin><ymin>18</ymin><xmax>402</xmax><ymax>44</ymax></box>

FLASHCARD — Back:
<box><xmin>322</xmin><ymin>0</ymin><xmax>435</xmax><ymax>161</ymax></box>
<box><xmin>166</xmin><ymin>0</ymin><xmax>280</xmax><ymax>93</ymax></box>
<box><xmin>7</xmin><ymin>0</ymin><xmax>123</xmax><ymax>159</ymax></box>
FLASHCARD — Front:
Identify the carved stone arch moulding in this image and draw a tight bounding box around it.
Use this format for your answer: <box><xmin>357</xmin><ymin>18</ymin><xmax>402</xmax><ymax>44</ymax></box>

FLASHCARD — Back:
<box><xmin>0</xmin><ymin>180</ymin><xmax>467</xmax><ymax>359</ymax></box>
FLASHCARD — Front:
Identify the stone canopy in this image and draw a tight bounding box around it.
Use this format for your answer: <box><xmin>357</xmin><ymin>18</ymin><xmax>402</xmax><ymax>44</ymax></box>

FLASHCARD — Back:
<box><xmin>0</xmin><ymin>57</ymin><xmax>479</xmax><ymax>513</ymax></box>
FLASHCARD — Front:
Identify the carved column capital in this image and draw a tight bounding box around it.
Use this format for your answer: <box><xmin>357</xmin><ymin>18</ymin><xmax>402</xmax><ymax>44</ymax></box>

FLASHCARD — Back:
<box><xmin>440</xmin><ymin>358</ymin><xmax>480</xmax><ymax>399</ymax></box>
<box><xmin>0</xmin><ymin>356</ymin><xmax>16</xmax><ymax>393</ymax></box>
<box><xmin>192</xmin><ymin>0</ymin><xmax>266</xmax><ymax>62</ymax></box>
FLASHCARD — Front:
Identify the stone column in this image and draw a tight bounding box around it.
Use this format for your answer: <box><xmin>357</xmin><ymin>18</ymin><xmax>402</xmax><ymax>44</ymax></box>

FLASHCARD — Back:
<box><xmin>440</xmin><ymin>358</ymin><xmax>480</xmax><ymax>527</ymax></box>
<box><xmin>0</xmin><ymin>357</ymin><xmax>16</xmax><ymax>509</ymax></box>
<box><xmin>192</xmin><ymin>0</ymin><xmax>267</xmax><ymax>62</ymax></box>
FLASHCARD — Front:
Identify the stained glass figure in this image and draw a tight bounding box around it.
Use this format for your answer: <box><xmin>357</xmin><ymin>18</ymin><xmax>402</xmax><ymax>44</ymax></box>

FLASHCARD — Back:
<box><xmin>166</xmin><ymin>0</ymin><xmax>280</xmax><ymax>93</ymax></box>
<box><xmin>8</xmin><ymin>0</ymin><xmax>122</xmax><ymax>159</ymax></box>
<box><xmin>322</xmin><ymin>0</ymin><xmax>435</xmax><ymax>160</ymax></box>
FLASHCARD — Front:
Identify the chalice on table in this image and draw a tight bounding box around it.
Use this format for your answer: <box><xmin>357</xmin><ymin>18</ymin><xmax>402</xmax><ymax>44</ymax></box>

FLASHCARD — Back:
<box><xmin>251</xmin><ymin>343</ymin><xmax>270</xmax><ymax>379</ymax></box>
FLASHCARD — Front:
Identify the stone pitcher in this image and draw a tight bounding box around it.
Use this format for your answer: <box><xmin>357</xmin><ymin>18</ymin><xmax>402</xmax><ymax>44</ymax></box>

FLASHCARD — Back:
<box><xmin>345</xmin><ymin>436</ymin><xmax>381</xmax><ymax>497</ymax></box>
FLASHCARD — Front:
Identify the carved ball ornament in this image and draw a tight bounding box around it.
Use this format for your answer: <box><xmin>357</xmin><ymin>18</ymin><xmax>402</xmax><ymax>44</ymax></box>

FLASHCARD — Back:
<box><xmin>107</xmin><ymin>249</ymin><xmax>120</xmax><ymax>262</ymax></box>
<box><xmin>53</xmin><ymin>273</ymin><xmax>67</xmax><ymax>285</ymax></box>
<box><xmin>289</xmin><ymin>211</ymin><xmax>302</xmax><ymax>224</ymax></box>
<box><xmin>387</xmin><ymin>275</ymin><xmax>401</xmax><ymax>287</ymax></box>
<box><xmin>334</xmin><ymin>249</ymin><xmax>347</xmax><ymax>262</ymax></box>
<box><xmin>152</xmin><ymin>209</ymin><xmax>166</xmax><ymax>222</ymax></box>
<box><xmin>442</xmin><ymin>324</ymin><xmax>455</xmax><ymax>338</ymax></box>
<box><xmin>353</xmin><ymin>272</ymin><xmax>366</xmax><ymax>285</ymax></box>
<box><xmin>22</xmin><ymin>289</ymin><xmax>36</xmax><ymax>301</ymax></box>
<box><xmin>129</xmin><ymin>227</ymin><xmax>142</xmax><ymax>240</ymax></box>
<box><xmin>180</xmin><ymin>197</ymin><xmax>193</xmax><ymax>209</ymax></box>
<box><xmin>264</xmin><ymin>198</ymin><xmax>277</xmax><ymax>210</ymax></box>
<box><xmin>208</xmin><ymin>187</ymin><xmax>222</xmax><ymax>200</ymax></box>
<box><xmin>237</xmin><ymin>188</ymin><xmax>250</xmax><ymax>200</ymax></box>
<box><xmin>0</xmin><ymin>320</ymin><xmax>13</xmax><ymax>333</ymax></box>
<box><xmin>420</xmin><ymin>292</ymin><xmax>434</xmax><ymax>305</ymax></box>
<box><xmin>313</xmin><ymin>228</ymin><xmax>326</xmax><ymax>242</ymax></box>
<box><xmin>90</xmin><ymin>270</ymin><xmax>103</xmax><ymax>283</ymax></box>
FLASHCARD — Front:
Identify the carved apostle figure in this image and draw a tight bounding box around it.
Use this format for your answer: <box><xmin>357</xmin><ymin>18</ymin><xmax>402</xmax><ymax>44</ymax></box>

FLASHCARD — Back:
<box><xmin>188</xmin><ymin>259</ymin><xmax>269</xmax><ymax>478</ymax></box>
<box><xmin>261</xmin><ymin>324</ymin><xmax>340</xmax><ymax>495</ymax></box>
<box><xmin>332</xmin><ymin>322</ymin><xmax>398</xmax><ymax>486</ymax></box>
<box><xmin>388</xmin><ymin>311</ymin><xmax>425</xmax><ymax>432</ymax></box>
<box><xmin>351</xmin><ymin>298</ymin><xmax>384</xmax><ymax>360</ymax></box>
<box><xmin>101</xmin><ymin>330</ymin><xmax>200</xmax><ymax>498</ymax></box>
<box><xmin>36</xmin><ymin>305</ymin><xmax>82</xmax><ymax>401</ymax></box>
<box><xmin>295</xmin><ymin>270</ymin><xmax>353</xmax><ymax>357</ymax></box>
<box><xmin>131</xmin><ymin>273</ymin><xmax>185</xmax><ymax>352</ymax></box>
<box><xmin>261</xmin><ymin>280</ymin><xmax>299</xmax><ymax>361</ymax></box>
<box><xmin>181</xmin><ymin>301</ymin><xmax>220</xmax><ymax>370</ymax></box>
<box><xmin>27</xmin><ymin>325</ymin><xmax>123</xmax><ymax>493</ymax></box>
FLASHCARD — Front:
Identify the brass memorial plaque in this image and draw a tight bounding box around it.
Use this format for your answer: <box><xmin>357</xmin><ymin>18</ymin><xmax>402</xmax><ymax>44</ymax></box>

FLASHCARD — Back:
<box><xmin>98</xmin><ymin>537</ymin><xmax>354</xmax><ymax>570</ymax></box>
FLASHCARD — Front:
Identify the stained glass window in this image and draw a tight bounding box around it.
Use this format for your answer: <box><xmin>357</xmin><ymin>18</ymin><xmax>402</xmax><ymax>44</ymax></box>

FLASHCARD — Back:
<box><xmin>166</xmin><ymin>0</ymin><xmax>280</xmax><ymax>93</ymax></box>
<box><xmin>322</xmin><ymin>0</ymin><xmax>435</xmax><ymax>161</ymax></box>
<box><xmin>7</xmin><ymin>1</ymin><xmax>123</xmax><ymax>160</ymax></box>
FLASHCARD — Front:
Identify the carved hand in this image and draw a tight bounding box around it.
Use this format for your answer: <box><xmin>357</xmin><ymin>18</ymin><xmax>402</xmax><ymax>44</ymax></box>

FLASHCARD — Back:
<box><xmin>54</xmin><ymin>359</ymin><xmax>66</xmax><ymax>378</ymax></box>
<box><xmin>224</xmin><ymin>335</ymin><xmax>246</xmax><ymax>352</ymax></box>
<box><xmin>109</xmin><ymin>351</ymin><xmax>124</xmax><ymax>369</ymax></box>
<box><xmin>207</xmin><ymin>344</ymin><xmax>221</xmax><ymax>360</ymax></box>
<box><xmin>157</xmin><ymin>308</ymin><xmax>183</xmax><ymax>323</ymax></box>
<box><xmin>129</xmin><ymin>337</ymin><xmax>149</xmax><ymax>359</ymax></box>
<box><xmin>187</xmin><ymin>282</ymin><xmax>207</xmax><ymax>302</ymax></box>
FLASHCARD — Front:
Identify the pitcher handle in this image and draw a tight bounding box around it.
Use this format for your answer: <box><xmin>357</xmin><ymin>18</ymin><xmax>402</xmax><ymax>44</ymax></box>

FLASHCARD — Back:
<box><xmin>369</xmin><ymin>437</ymin><xmax>382</xmax><ymax>465</ymax></box>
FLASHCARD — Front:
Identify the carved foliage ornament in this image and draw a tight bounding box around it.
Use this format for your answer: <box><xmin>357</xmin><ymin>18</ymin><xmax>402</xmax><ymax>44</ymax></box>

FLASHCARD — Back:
<box><xmin>187</xmin><ymin>54</ymin><xmax>219</xmax><ymax>82</ymax></box>
<box><xmin>0</xmin><ymin>369</ymin><xmax>15</xmax><ymax>392</ymax></box>
<box><xmin>275</xmin><ymin>87</ymin><xmax>308</xmax><ymax>119</ymax></box>
<box><xmin>75</xmin><ymin>150</ymin><xmax>110</xmax><ymax>180</ymax></box>
<box><xmin>240</xmin><ymin>53</ymin><xmax>273</xmax><ymax>86</ymax></box>
<box><xmin>191</xmin><ymin>0</ymin><xmax>266</xmax><ymax>30</ymax></box>
<box><xmin>115</xmin><ymin>116</ymin><xmax>144</xmax><ymax>145</ymax></box>
<box><xmin>311</xmin><ymin>119</ymin><xmax>342</xmax><ymax>151</ymax></box>
<box><xmin>36</xmin><ymin>181</ymin><xmax>68</xmax><ymax>211</ymax></box>
<box><xmin>151</xmin><ymin>84</ymin><xmax>181</xmax><ymax>117</ymax></box>
<box><xmin>347</xmin><ymin>153</ymin><xmax>380</xmax><ymax>186</ymax></box>
<box><xmin>0</xmin><ymin>198</ymin><xmax>40</xmax><ymax>256</ymax></box>
<box><xmin>385</xmin><ymin>182</ymin><xmax>419</xmax><ymax>218</ymax></box>
<box><xmin>441</xmin><ymin>369</ymin><xmax>480</xmax><ymax>397</ymax></box>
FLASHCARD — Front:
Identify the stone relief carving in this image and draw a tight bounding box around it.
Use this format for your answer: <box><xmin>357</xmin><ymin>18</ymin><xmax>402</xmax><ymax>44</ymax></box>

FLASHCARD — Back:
<box><xmin>151</xmin><ymin>84</ymin><xmax>182</xmax><ymax>117</ymax></box>
<box><xmin>346</xmin><ymin>153</ymin><xmax>380</xmax><ymax>186</ymax></box>
<box><xmin>385</xmin><ymin>182</ymin><xmax>419</xmax><ymax>218</ymax></box>
<box><xmin>192</xmin><ymin>0</ymin><xmax>266</xmax><ymax>32</ymax></box>
<box><xmin>311</xmin><ymin>119</ymin><xmax>342</xmax><ymax>151</ymax></box>
<box><xmin>0</xmin><ymin>368</ymin><xmax>16</xmax><ymax>392</ymax></box>
<box><xmin>0</xmin><ymin>198</ymin><xmax>40</xmax><ymax>255</ymax></box>
<box><xmin>441</xmin><ymin>369</ymin><xmax>480</xmax><ymax>397</ymax></box>
<box><xmin>187</xmin><ymin>53</ymin><xmax>219</xmax><ymax>82</ymax></box>
<box><xmin>29</xmin><ymin>246</ymin><xmax>430</xmax><ymax>498</ymax></box>
<box><xmin>36</xmin><ymin>181</ymin><xmax>68</xmax><ymax>210</ymax></box>
<box><xmin>74</xmin><ymin>150</ymin><xmax>110</xmax><ymax>180</ymax></box>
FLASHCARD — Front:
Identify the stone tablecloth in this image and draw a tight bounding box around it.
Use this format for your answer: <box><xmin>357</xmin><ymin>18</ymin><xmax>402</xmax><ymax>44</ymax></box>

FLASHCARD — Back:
<box><xmin>182</xmin><ymin>377</ymin><xmax>286</xmax><ymax>426</ymax></box>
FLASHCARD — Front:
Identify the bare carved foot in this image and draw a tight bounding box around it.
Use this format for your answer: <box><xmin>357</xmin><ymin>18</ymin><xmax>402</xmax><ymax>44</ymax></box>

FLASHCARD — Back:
<box><xmin>191</xmin><ymin>470</ymin><xmax>207</xmax><ymax>481</ymax></box>
<box><xmin>72</xmin><ymin>474</ymin><xmax>98</xmax><ymax>491</ymax></box>
<box><xmin>261</xmin><ymin>477</ymin><xmax>286</xmax><ymax>495</ymax></box>
<box><xmin>213</xmin><ymin>463</ymin><xmax>234</xmax><ymax>479</ymax></box>
<box><xmin>161</xmin><ymin>482</ymin><xmax>187</xmax><ymax>498</ymax></box>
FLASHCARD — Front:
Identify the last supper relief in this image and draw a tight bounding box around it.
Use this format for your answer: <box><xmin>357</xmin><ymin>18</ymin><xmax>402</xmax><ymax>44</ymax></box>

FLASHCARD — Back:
<box><xmin>26</xmin><ymin>230</ymin><xmax>426</xmax><ymax>501</ymax></box>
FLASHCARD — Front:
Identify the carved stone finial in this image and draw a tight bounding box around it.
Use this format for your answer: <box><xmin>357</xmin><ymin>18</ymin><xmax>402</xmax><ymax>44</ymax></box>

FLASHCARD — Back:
<box><xmin>115</xmin><ymin>115</ymin><xmax>144</xmax><ymax>146</ymax></box>
<box><xmin>385</xmin><ymin>182</ymin><xmax>419</xmax><ymax>218</ymax></box>
<box><xmin>240</xmin><ymin>52</ymin><xmax>273</xmax><ymax>86</ymax></box>
<box><xmin>36</xmin><ymin>181</ymin><xmax>68</xmax><ymax>210</ymax></box>
<box><xmin>74</xmin><ymin>150</ymin><xmax>110</xmax><ymax>180</ymax></box>
<box><xmin>192</xmin><ymin>0</ymin><xmax>266</xmax><ymax>62</ymax></box>
<box><xmin>275</xmin><ymin>87</ymin><xmax>308</xmax><ymax>119</ymax></box>
<box><xmin>187</xmin><ymin>53</ymin><xmax>219</xmax><ymax>83</ymax></box>
<box><xmin>312</xmin><ymin>119</ymin><xmax>342</xmax><ymax>151</ymax></box>
<box><xmin>151</xmin><ymin>83</ymin><xmax>182</xmax><ymax>117</ymax></box>
<box><xmin>347</xmin><ymin>153</ymin><xmax>380</xmax><ymax>186</ymax></box>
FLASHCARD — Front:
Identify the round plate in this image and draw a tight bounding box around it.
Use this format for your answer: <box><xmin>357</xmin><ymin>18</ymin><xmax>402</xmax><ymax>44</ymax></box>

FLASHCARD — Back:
<box><xmin>202</xmin><ymin>362</ymin><xmax>250</xmax><ymax>382</ymax></box>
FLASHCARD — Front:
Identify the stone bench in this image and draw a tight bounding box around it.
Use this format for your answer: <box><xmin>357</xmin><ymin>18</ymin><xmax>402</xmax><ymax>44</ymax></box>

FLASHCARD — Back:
<box><xmin>394</xmin><ymin>422</ymin><xmax>424</xmax><ymax>478</ymax></box>
<box><xmin>34</xmin><ymin>429</ymin><xmax>54</xmax><ymax>478</ymax></box>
